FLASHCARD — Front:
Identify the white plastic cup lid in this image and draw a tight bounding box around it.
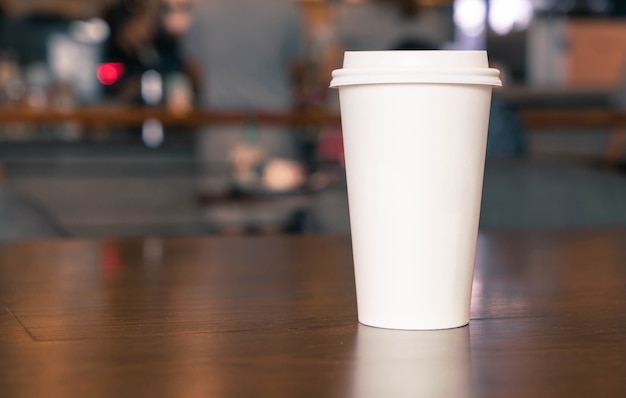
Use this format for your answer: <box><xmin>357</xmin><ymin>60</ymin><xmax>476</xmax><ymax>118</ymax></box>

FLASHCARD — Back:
<box><xmin>330</xmin><ymin>50</ymin><xmax>502</xmax><ymax>88</ymax></box>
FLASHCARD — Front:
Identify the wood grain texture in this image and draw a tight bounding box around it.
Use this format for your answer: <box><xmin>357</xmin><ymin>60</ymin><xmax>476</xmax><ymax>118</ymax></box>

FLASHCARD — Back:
<box><xmin>1</xmin><ymin>231</ymin><xmax>626</xmax><ymax>397</ymax></box>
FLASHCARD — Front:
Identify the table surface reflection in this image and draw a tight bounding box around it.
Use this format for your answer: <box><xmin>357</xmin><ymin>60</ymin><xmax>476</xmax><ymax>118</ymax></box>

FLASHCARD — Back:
<box><xmin>1</xmin><ymin>231</ymin><xmax>626</xmax><ymax>397</ymax></box>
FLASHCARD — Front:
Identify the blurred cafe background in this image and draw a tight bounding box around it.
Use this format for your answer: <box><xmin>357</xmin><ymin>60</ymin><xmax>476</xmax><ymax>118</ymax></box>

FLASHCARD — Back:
<box><xmin>2</xmin><ymin>0</ymin><xmax>626</xmax><ymax>241</ymax></box>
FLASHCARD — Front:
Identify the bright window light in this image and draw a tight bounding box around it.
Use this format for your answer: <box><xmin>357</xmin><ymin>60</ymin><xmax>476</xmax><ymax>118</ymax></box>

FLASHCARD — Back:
<box><xmin>69</xmin><ymin>18</ymin><xmax>110</xmax><ymax>44</ymax></box>
<box><xmin>454</xmin><ymin>0</ymin><xmax>487</xmax><ymax>38</ymax></box>
<box><xmin>489</xmin><ymin>0</ymin><xmax>534</xmax><ymax>36</ymax></box>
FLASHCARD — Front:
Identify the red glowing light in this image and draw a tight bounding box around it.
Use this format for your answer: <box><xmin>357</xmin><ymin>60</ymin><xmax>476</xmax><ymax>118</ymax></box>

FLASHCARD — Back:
<box><xmin>97</xmin><ymin>63</ymin><xmax>125</xmax><ymax>85</ymax></box>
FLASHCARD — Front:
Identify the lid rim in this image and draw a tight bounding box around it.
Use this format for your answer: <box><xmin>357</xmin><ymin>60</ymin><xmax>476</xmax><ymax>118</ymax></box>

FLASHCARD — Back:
<box><xmin>330</xmin><ymin>71</ymin><xmax>502</xmax><ymax>88</ymax></box>
<box><xmin>332</xmin><ymin>67</ymin><xmax>501</xmax><ymax>75</ymax></box>
<box><xmin>333</xmin><ymin>50</ymin><xmax>501</xmax><ymax>88</ymax></box>
<box><xmin>330</xmin><ymin>81</ymin><xmax>503</xmax><ymax>88</ymax></box>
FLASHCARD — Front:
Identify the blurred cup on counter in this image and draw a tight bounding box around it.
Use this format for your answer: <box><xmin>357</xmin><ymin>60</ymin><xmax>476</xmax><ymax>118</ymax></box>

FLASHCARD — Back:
<box><xmin>330</xmin><ymin>51</ymin><xmax>501</xmax><ymax>330</ymax></box>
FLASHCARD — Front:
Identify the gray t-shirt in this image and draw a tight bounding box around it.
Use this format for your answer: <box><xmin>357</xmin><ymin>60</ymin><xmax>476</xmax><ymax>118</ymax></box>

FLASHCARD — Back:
<box><xmin>183</xmin><ymin>0</ymin><xmax>304</xmax><ymax>111</ymax></box>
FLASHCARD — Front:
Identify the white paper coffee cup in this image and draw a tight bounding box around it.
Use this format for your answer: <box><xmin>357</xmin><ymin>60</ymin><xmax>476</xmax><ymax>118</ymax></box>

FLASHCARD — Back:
<box><xmin>331</xmin><ymin>51</ymin><xmax>501</xmax><ymax>330</ymax></box>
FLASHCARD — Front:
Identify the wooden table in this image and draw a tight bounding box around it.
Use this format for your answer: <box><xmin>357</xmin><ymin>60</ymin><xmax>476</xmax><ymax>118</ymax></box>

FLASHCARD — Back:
<box><xmin>1</xmin><ymin>231</ymin><xmax>626</xmax><ymax>397</ymax></box>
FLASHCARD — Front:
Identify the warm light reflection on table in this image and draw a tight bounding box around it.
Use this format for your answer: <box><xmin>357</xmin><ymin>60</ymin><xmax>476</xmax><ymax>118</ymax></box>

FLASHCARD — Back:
<box><xmin>1</xmin><ymin>231</ymin><xmax>626</xmax><ymax>397</ymax></box>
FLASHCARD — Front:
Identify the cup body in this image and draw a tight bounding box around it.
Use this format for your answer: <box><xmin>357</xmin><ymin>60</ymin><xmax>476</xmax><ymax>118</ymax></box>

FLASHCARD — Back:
<box><xmin>331</xmin><ymin>51</ymin><xmax>500</xmax><ymax>330</ymax></box>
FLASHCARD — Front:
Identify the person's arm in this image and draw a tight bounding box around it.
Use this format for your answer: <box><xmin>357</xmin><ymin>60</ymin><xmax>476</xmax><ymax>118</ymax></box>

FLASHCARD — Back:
<box><xmin>183</xmin><ymin>57</ymin><xmax>203</xmax><ymax>102</ymax></box>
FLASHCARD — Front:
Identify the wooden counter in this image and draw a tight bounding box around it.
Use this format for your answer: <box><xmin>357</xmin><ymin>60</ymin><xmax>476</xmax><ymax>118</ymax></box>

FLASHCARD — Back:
<box><xmin>2</xmin><ymin>104</ymin><xmax>626</xmax><ymax>162</ymax></box>
<box><xmin>1</xmin><ymin>230</ymin><xmax>625</xmax><ymax>396</ymax></box>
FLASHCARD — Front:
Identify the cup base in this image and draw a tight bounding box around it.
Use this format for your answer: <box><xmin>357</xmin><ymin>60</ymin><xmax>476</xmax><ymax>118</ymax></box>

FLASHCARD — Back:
<box><xmin>358</xmin><ymin>320</ymin><xmax>470</xmax><ymax>331</ymax></box>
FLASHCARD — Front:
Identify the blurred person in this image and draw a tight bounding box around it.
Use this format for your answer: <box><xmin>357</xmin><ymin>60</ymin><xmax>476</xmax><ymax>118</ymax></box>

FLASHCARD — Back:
<box><xmin>302</xmin><ymin>0</ymin><xmax>444</xmax><ymax>233</ymax></box>
<box><xmin>102</xmin><ymin>0</ymin><xmax>189</xmax><ymax>103</ymax></box>
<box><xmin>183</xmin><ymin>0</ymin><xmax>306</xmax><ymax>234</ymax></box>
<box><xmin>305</xmin><ymin>1</ymin><xmax>525</xmax><ymax>233</ymax></box>
<box><xmin>310</xmin><ymin>0</ymin><xmax>444</xmax><ymax>165</ymax></box>
<box><xmin>155</xmin><ymin>0</ymin><xmax>195</xmax><ymax>112</ymax></box>
<box><xmin>304</xmin><ymin>0</ymin><xmax>443</xmax><ymax>109</ymax></box>
<box><xmin>316</xmin><ymin>0</ymin><xmax>524</xmax><ymax>161</ymax></box>
<box><xmin>102</xmin><ymin>0</ymin><xmax>159</xmax><ymax>102</ymax></box>
<box><xmin>154</xmin><ymin>0</ymin><xmax>193</xmax><ymax>76</ymax></box>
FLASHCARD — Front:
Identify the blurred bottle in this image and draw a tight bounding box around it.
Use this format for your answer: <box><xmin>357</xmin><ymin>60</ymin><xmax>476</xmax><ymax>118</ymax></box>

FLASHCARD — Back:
<box><xmin>0</xmin><ymin>52</ymin><xmax>25</xmax><ymax>140</ymax></box>
<box><xmin>141</xmin><ymin>69</ymin><xmax>163</xmax><ymax>105</ymax></box>
<box><xmin>49</xmin><ymin>81</ymin><xmax>76</xmax><ymax>112</ymax></box>
<box><xmin>49</xmin><ymin>80</ymin><xmax>81</xmax><ymax>141</ymax></box>
<box><xmin>165</xmin><ymin>72</ymin><xmax>192</xmax><ymax>115</ymax></box>
<box><xmin>24</xmin><ymin>62</ymin><xmax>51</xmax><ymax>110</ymax></box>
<box><xmin>0</xmin><ymin>52</ymin><xmax>24</xmax><ymax>106</ymax></box>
